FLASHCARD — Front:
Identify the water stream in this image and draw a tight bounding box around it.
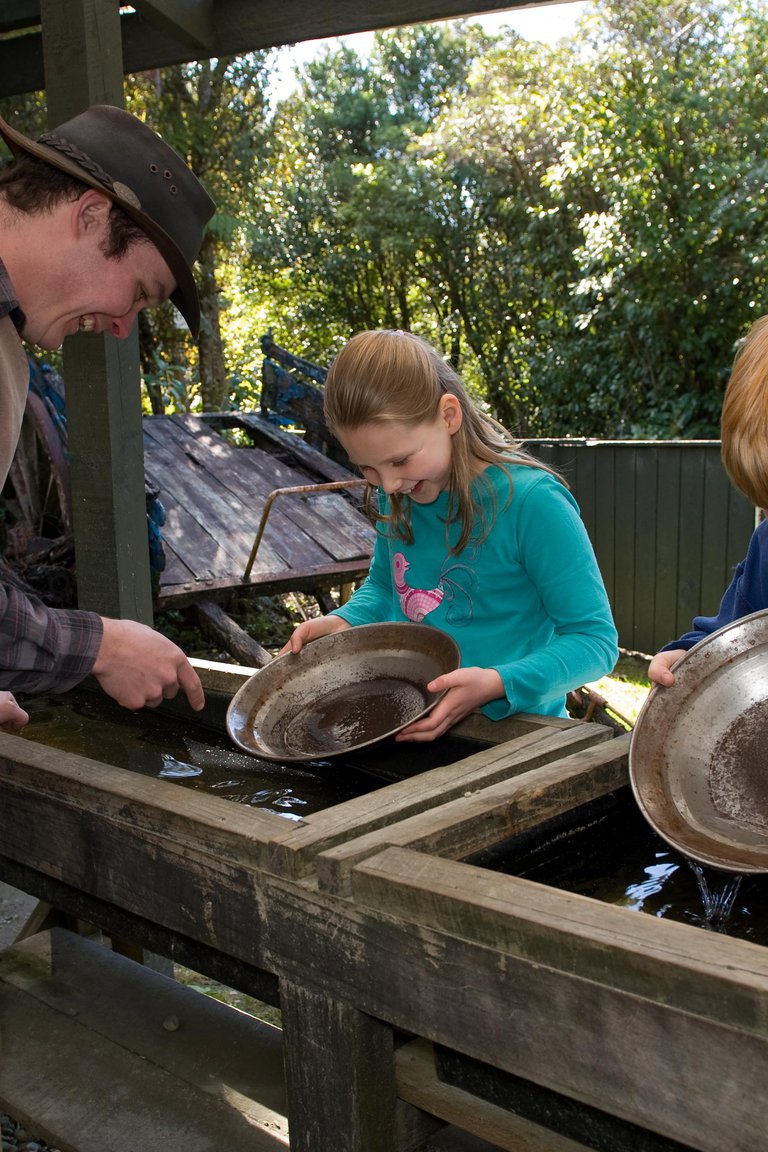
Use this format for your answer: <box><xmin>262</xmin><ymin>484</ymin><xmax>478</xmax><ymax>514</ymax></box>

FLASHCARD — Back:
<box><xmin>482</xmin><ymin>791</ymin><xmax>768</xmax><ymax>944</ymax></box>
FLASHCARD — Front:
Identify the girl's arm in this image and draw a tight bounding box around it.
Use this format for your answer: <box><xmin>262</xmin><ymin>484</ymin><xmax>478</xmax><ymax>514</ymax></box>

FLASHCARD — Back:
<box><xmin>488</xmin><ymin>479</ymin><xmax>618</xmax><ymax>717</ymax></box>
<box><xmin>284</xmin><ymin>522</ymin><xmax>394</xmax><ymax>653</ymax></box>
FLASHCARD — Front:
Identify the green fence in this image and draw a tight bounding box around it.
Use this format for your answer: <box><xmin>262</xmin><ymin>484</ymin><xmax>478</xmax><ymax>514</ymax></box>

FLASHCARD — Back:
<box><xmin>525</xmin><ymin>439</ymin><xmax>758</xmax><ymax>656</ymax></box>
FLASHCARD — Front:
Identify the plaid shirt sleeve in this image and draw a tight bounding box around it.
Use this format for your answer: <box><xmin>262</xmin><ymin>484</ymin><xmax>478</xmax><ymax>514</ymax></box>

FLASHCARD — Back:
<box><xmin>0</xmin><ymin>579</ymin><xmax>103</xmax><ymax>695</ymax></box>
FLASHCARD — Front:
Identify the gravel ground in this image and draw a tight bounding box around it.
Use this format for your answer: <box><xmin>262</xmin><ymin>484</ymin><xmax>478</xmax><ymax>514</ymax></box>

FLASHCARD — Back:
<box><xmin>1</xmin><ymin>1113</ymin><xmax>59</xmax><ymax>1152</ymax></box>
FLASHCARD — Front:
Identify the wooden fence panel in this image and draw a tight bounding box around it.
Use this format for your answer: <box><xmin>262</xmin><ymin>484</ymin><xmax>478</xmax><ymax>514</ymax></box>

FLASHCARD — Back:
<box><xmin>525</xmin><ymin>440</ymin><xmax>757</xmax><ymax>655</ymax></box>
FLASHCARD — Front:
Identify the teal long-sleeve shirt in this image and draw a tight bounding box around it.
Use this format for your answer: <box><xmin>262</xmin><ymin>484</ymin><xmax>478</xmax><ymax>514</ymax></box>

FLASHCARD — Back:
<box><xmin>331</xmin><ymin>463</ymin><xmax>618</xmax><ymax>719</ymax></box>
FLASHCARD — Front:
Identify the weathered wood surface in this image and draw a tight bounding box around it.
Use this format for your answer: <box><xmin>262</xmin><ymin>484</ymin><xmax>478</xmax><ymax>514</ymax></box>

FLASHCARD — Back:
<box><xmin>396</xmin><ymin>1040</ymin><xmax>594</xmax><ymax>1152</ymax></box>
<box><xmin>1</xmin><ymin>1</ymin><xmax>549</xmax><ymax>98</ymax></box>
<box><xmin>195</xmin><ymin>598</ymin><xmax>272</xmax><ymax>667</ymax></box>
<box><xmin>281</xmin><ymin>977</ymin><xmax>410</xmax><ymax>1152</ymax></box>
<box><xmin>4</xmin><ymin>696</ymin><xmax>768</xmax><ymax>1151</ymax></box>
<box><xmin>143</xmin><ymin>413</ymin><xmax>374</xmax><ymax>606</ymax></box>
<box><xmin>0</xmin><ymin>928</ymin><xmax>288</xmax><ymax>1151</ymax></box>
<box><xmin>316</xmin><ymin>736</ymin><xmax>628</xmax><ymax>896</ymax></box>
<box><xmin>265</xmin><ymin>848</ymin><xmax>768</xmax><ymax>1152</ymax></box>
<box><xmin>0</xmin><ymin>729</ymin><xmax>290</xmax><ymax>964</ymax></box>
<box><xmin>268</xmin><ymin>724</ymin><xmax>612</xmax><ymax>881</ymax></box>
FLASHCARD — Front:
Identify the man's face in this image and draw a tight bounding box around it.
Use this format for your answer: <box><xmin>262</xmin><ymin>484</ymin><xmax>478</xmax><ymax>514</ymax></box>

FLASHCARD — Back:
<box><xmin>21</xmin><ymin>192</ymin><xmax>177</xmax><ymax>349</ymax></box>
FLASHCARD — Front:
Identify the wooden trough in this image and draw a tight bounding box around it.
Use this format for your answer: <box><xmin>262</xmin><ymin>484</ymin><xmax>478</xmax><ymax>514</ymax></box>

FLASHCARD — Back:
<box><xmin>0</xmin><ymin>665</ymin><xmax>766</xmax><ymax>1152</ymax></box>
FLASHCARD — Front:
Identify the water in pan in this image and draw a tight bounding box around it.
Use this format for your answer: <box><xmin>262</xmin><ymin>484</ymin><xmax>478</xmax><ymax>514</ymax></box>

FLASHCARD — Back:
<box><xmin>282</xmin><ymin>677</ymin><xmax>428</xmax><ymax>755</ymax></box>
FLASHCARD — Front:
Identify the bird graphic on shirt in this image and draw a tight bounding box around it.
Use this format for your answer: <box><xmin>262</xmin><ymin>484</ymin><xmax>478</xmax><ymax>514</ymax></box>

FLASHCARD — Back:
<box><xmin>393</xmin><ymin>552</ymin><xmax>444</xmax><ymax>622</ymax></box>
<box><xmin>392</xmin><ymin>549</ymin><xmax>479</xmax><ymax>626</ymax></box>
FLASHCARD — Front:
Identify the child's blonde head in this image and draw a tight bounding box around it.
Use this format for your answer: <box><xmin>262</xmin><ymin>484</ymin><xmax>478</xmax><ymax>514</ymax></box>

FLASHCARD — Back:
<box><xmin>721</xmin><ymin>315</ymin><xmax>768</xmax><ymax>509</ymax></box>
<box><xmin>324</xmin><ymin>329</ymin><xmax>560</xmax><ymax>551</ymax></box>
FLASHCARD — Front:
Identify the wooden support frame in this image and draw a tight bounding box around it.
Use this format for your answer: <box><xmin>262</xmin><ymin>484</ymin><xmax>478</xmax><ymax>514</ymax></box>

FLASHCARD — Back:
<box><xmin>40</xmin><ymin>0</ymin><xmax>154</xmax><ymax>623</ymax></box>
<box><xmin>2</xmin><ymin>679</ymin><xmax>767</xmax><ymax>1151</ymax></box>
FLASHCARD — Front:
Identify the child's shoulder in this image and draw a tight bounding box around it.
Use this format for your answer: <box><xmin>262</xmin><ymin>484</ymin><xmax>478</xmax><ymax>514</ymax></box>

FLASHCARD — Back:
<box><xmin>488</xmin><ymin>459</ymin><xmax>566</xmax><ymax>497</ymax></box>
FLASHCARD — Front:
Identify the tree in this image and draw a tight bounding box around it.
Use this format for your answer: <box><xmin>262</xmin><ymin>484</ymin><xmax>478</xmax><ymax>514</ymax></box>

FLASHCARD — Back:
<box><xmin>534</xmin><ymin>0</ymin><xmax>768</xmax><ymax>436</ymax></box>
<box><xmin>245</xmin><ymin>24</ymin><xmax>491</xmax><ymax>365</ymax></box>
<box><xmin>127</xmin><ymin>54</ymin><xmax>271</xmax><ymax>411</ymax></box>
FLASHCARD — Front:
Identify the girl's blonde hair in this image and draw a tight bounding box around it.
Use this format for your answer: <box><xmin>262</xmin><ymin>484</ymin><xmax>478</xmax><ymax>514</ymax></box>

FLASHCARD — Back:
<box><xmin>324</xmin><ymin>329</ymin><xmax>564</xmax><ymax>553</ymax></box>
<box><xmin>721</xmin><ymin>315</ymin><xmax>768</xmax><ymax>509</ymax></box>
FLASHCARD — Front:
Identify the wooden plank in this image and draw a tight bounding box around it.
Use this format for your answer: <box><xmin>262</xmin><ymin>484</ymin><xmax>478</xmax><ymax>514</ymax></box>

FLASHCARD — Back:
<box><xmin>701</xmin><ymin>445</ymin><xmax>733</xmax><ymax>613</ymax></box>
<box><xmin>167</xmin><ymin>415</ymin><xmax>374</xmax><ymax>560</ymax></box>
<box><xmin>316</xmin><ymin>736</ymin><xmax>627</xmax><ymax>896</ymax></box>
<box><xmin>157</xmin><ymin>558</ymin><xmax>371</xmax><ymax>607</ymax></box>
<box><xmin>264</xmin><ymin>855</ymin><xmax>768</xmax><ymax>1152</ymax></box>
<box><xmin>39</xmin><ymin>1</ymin><xmax>153</xmax><ymax>624</ymax></box>
<box><xmin>0</xmin><ymin>928</ymin><xmax>287</xmax><ymax>1151</ymax></box>
<box><xmin>268</xmin><ymin>725</ymin><xmax>612</xmax><ymax>881</ymax></box>
<box><xmin>610</xmin><ymin>446</ymin><xmax>637</xmax><ymax>650</ymax></box>
<box><xmin>632</xmin><ymin>443</ymin><xmax>658</xmax><ymax>653</ymax></box>
<box><xmin>591</xmin><ymin>443</ymin><xmax>616</xmax><ymax>614</ymax></box>
<box><xmin>195</xmin><ymin>599</ymin><xmax>272</xmax><ymax>667</ymax></box>
<box><xmin>0</xmin><ymin>733</ymin><xmax>292</xmax><ymax>962</ymax></box>
<box><xmin>2</xmin><ymin>1</ymin><xmax>545</xmax><ymax>98</ymax></box>
<box><xmin>203</xmin><ymin>412</ymin><xmax>359</xmax><ymax>486</ymax></box>
<box><xmin>280</xmin><ymin>977</ymin><xmax>400</xmax><ymax>1152</ymax></box>
<box><xmin>143</xmin><ymin>419</ymin><xmax>293</xmax><ymax>572</ymax></box>
<box><xmin>350</xmin><ymin>843</ymin><xmax>768</xmax><ymax>1030</ymax></box>
<box><xmin>146</xmin><ymin>415</ymin><xmax>372</xmax><ymax>574</ymax></box>
<box><xmin>675</xmin><ymin>446</ymin><xmax>706</xmax><ymax>637</ymax></box>
<box><xmin>397</xmin><ymin>1040</ymin><xmax>594</xmax><ymax>1152</ymax></box>
<box><xmin>652</xmin><ymin>447</ymin><xmax>683</xmax><ymax>654</ymax></box>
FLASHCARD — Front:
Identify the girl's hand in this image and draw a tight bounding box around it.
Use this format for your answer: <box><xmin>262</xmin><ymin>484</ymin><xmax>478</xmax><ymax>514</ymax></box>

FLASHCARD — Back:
<box><xmin>279</xmin><ymin>614</ymin><xmax>351</xmax><ymax>656</ymax></box>
<box><xmin>647</xmin><ymin>648</ymin><xmax>686</xmax><ymax>687</ymax></box>
<box><xmin>0</xmin><ymin>691</ymin><xmax>29</xmax><ymax>734</ymax></box>
<box><xmin>396</xmin><ymin>667</ymin><xmax>504</xmax><ymax>742</ymax></box>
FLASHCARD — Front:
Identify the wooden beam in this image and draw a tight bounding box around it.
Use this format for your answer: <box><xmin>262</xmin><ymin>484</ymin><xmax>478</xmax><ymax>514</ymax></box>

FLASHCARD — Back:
<box><xmin>0</xmin><ymin>0</ymin><xmax>39</xmax><ymax>32</ymax></box>
<box><xmin>132</xmin><ymin>0</ymin><xmax>215</xmax><ymax>52</ymax></box>
<box><xmin>0</xmin><ymin>0</ymin><xmax>575</xmax><ymax>98</ymax></box>
<box><xmin>39</xmin><ymin>1</ymin><xmax>155</xmax><ymax>623</ymax></box>
<box><xmin>194</xmin><ymin>598</ymin><xmax>272</xmax><ymax>667</ymax></box>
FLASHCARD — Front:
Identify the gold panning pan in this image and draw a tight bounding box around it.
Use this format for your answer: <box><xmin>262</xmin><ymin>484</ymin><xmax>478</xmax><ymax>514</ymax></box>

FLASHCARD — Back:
<box><xmin>630</xmin><ymin>607</ymin><xmax>768</xmax><ymax>873</ymax></box>
<box><xmin>226</xmin><ymin>622</ymin><xmax>461</xmax><ymax>762</ymax></box>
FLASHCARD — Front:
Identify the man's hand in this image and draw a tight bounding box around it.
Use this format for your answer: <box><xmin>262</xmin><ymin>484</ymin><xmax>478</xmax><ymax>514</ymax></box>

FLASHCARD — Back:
<box><xmin>0</xmin><ymin>691</ymin><xmax>29</xmax><ymax>734</ymax></box>
<box><xmin>92</xmin><ymin>617</ymin><xmax>205</xmax><ymax>711</ymax></box>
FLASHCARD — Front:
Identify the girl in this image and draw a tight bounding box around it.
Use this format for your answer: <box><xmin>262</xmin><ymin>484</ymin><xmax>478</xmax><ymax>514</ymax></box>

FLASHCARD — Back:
<box><xmin>286</xmin><ymin>330</ymin><xmax>618</xmax><ymax>742</ymax></box>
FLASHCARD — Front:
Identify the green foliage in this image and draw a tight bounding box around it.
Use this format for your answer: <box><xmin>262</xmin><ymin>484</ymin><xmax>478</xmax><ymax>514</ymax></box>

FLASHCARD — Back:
<box><xmin>230</xmin><ymin>1</ymin><xmax>767</xmax><ymax>438</ymax></box>
<box><xmin>18</xmin><ymin>3</ymin><xmax>761</xmax><ymax>439</ymax></box>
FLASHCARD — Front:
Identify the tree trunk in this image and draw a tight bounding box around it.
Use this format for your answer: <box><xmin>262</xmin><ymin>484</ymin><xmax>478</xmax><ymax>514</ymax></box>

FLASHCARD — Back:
<box><xmin>197</xmin><ymin>230</ymin><xmax>228</xmax><ymax>410</ymax></box>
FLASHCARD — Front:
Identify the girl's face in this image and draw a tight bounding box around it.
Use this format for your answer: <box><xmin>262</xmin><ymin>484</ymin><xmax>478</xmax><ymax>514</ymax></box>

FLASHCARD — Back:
<box><xmin>339</xmin><ymin>394</ymin><xmax>463</xmax><ymax>505</ymax></box>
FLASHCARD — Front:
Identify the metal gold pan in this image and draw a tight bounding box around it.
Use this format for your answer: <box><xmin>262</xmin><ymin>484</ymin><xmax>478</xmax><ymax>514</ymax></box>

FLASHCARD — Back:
<box><xmin>630</xmin><ymin>607</ymin><xmax>768</xmax><ymax>873</ymax></box>
<box><xmin>226</xmin><ymin>622</ymin><xmax>461</xmax><ymax>762</ymax></box>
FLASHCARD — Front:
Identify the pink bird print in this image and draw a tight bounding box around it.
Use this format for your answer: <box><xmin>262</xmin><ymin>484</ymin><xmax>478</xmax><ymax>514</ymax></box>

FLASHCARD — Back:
<box><xmin>393</xmin><ymin>552</ymin><xmax>444</xmax><ymax>622</ymax></box>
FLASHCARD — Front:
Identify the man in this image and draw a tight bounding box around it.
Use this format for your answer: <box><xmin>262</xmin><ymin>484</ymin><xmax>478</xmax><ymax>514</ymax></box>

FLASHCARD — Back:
<box><xmin>0</xmin><ymin>104</ymin><xmax>217</xmax><ymax>732</ymax></box>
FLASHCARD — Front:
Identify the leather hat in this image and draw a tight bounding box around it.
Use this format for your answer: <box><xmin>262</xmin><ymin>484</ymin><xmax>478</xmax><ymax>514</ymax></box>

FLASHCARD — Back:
<box><xmin>0</xmin><ymin>104</ymin><xmax>216</xmax><ymax>337</ymax></box>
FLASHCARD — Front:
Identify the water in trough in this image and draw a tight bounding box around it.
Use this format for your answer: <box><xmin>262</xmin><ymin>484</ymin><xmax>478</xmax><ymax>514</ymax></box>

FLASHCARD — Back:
<box><xmin>18</xmin><ymin>689</ymin><xmax>766</xmax><ymax>941</ymax></box>
<box><xmin>474</xmin><ymin>789</ymin><xmax>767</xmax><ymax>944</ymax></box>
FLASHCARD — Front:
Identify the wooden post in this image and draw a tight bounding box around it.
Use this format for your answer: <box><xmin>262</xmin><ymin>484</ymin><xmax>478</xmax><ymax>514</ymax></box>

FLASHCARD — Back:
<box><xmin>280</xmin><ymin>979</ymin><xmax>399</xmax><ymax>1152</ymax></box>
<box><xmin>39</xmin><ymin>0</ymin><xmax>154</xmax><ymax>624</ymax></box>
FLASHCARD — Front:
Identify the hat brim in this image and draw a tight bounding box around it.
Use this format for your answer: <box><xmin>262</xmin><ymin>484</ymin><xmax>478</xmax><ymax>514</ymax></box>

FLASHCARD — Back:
<box><xmin>0</xmin><ymin>113</ymin><xmax>200</xmax><ymax>337</ymax></box>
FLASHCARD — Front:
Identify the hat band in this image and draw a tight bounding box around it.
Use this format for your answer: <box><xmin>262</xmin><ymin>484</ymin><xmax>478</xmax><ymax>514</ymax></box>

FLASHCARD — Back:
<box><xmin>38</xmin><ymin>130</ymin><xmax>118</xmax><ymax>198</ymax></box>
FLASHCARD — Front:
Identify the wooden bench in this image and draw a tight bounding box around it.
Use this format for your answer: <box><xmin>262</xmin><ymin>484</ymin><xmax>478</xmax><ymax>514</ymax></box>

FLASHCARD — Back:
<box><xmin>0</xmin><ymin>928</ymin><xmax>288</xmax><ymax>1152</ymax></box>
